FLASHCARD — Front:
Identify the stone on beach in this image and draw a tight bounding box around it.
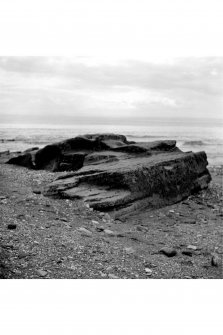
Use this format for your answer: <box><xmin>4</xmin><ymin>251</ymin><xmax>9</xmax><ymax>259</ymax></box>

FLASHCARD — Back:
<box><xmin>6</xmin><ymin>133</ymin><xmax>211</xmax><ymax>218</ymax></box>
<box><xmin>7</xmin><ymin>223</ymin><xmax>17</xmax><ymax>230</ymax></box>
<box><xmin>78</xmin><ymin>227</ymin><xmax>93</xmax><ymax>236</ymax></box>
<box><xmin>211</xmin><ymin>254</ymin><xmax>221</xmax><ymax>267</ymax></box>
<box><xmin>160</xmin><ymin>247</ymin><xmax>177</xmax><ymax>257</ymax></box>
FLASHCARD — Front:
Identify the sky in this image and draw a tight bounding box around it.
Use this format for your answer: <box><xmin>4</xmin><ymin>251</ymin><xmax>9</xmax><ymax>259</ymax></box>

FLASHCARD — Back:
<box><xmin>0</xmin><ymin>0</ymin><xmax>222</xmax><ymax>124</ymax></box>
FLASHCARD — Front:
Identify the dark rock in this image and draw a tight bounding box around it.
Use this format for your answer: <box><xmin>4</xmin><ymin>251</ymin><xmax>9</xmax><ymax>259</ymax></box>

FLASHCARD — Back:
<box><xmin>7</xmin><ymin>223</ymin><xmax>17</xmax><ymax>230</ymax></box>
<box><xmin>6</xmin><ymin>133</ymin><xmax>211</xmax><ymax>217</ymax></box>
<box><xmin>33</xmin><ymin>188</ymin><xmax>41</xmax><ymax>194</ymax></box>
<box><xmin>211</xmin><ymin>254</ymin><xmax>221</xmax><ymax>267</ymax></box>
<box><xmin>7</xmin><ymin>152</ymin><xmax>34</xmax><ymax>169</ymax></box>
<box><xmin>24</xmin><ymin>147</ymin><xmax>39</xmax><ymax>153</ymax></box>
<box><xmin>182</xmin><ymin>219</ymin><xmax>197</xmax><ymax>225</ymax></box>
<box><xmin>160</xmin><ymin>247</ymin><xmax>177</xmax><ymax>257</ymax></box>
<box><xmin>96</xmin><ymin>227</ymin><xmax>105</xmax><ymax>232</ymax></box>
<box><xmin>18</xmin><ymin>252</ymin><xmax>28</xmax><ymax>259</ymax></box>
<box><xmin>182</xmin><ymin>250</ymin><xmax>193</xmax><ymax>257</ymax></box>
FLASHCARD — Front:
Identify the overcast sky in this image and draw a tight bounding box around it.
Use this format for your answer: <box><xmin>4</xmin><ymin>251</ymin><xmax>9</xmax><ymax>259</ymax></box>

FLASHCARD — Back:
<box><xmin>0</xmin><ymin>56</ymin><xmax>222</xmax><ymax>124</ymax></box>
<box><xmin>0</xmin><ymin>1</ymin><xmax>222</xmax><ymax>124</ymax></box>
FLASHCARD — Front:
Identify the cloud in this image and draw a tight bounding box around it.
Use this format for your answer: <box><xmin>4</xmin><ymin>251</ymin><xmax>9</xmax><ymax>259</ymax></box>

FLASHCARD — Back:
<box><xmin>0</xmin><ymin>56</ymin><xmax>222</xmax><ymax>123</ymax></box>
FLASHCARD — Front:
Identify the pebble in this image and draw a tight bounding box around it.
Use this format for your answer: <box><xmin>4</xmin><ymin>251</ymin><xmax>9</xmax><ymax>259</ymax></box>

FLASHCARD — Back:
<box><xmin>160</xmin><ymin>247</ymin><xmax>177</xmax><ymax>257</ymax></box>
<box><xmin>18</xmin><ymin>252</ymin><xmax>28</xmax><ymax>259</ymax></box>
<box><xmin>184</xmin><ymin>219</ymin><xmax>196</xmax><ymax>224</ymax></box>
<box><xmin>187</xmin><ymin>245</ymin><xmax>198</xmax><ymax>250</ymax></box>
<box><xmin>33</xmin><ymin>188</ymin><xmax>41</xmax><ymax>194</ymax></box>
<box><xmin>145</xmin><ymin>268</ymin><xmax>153</xmax><ymax>276</ymax></box>
<box><xmin>36</xmin><ymin>269</ymin><xmax>48</xmax><ymax>277</ymax></box>
<box><xmin>96</xmin><ymin>226</ymin><xmax>104</xmax><ymax>232</ymax></box>
<box><xmin>70</xmin><ymin>265</ymin><xmax>77</xmax><ymax>271</ymax></box>
<box><xmin>124</xmin><ymin>247</ymin><xmax>135</xmax><ymax>254</ymax></box>
<box><xmin>182</xmin><ymin>250</ymin><xmax>193</xmax><ymax>257</ymax></box>
<box><xmin>78</xmin><ymin>227</ymin><xmax>92</xmax><ymax>236</ymax></box>
<box><xmin>211</xmin><ymin>255</ymin><xmax>221</xmax><ymax>267</ymax></box>
<box><xmin>108</xmin><ymin>274</ymin><xmax>119</xmax><ymax>279</ymax></box>
<box><xmin>104</xmin><ymin>229</ymin><xmax>116</xmax><ymax>236</ymax></box>
<box><xmin>100</xmin><ymin>272</ymin><xmax>107</xmax><ymax>278</ymax></box>
<box><xmin>104</xmin><ymin>213</ymin><xmax>111</xmax><ymax>221</ymax></box>
<box><xmin>92</xmin><ymin>220</ymin><xmax>99</xmax><ymax>225</ymax></box>
<box><xmin>136</xmin><ymin>226</ymin><xmax>148</xmax><ymax>232</ymax></box>
<box><xmin>7</xmin><ymin>223</ymin><xmax>17</xmax><ymax>230</ymax></box>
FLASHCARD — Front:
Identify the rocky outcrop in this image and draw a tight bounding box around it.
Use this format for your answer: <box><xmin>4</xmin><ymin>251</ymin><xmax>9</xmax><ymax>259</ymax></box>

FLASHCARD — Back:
<box><xmin>6</xmin><ymin>133</ymin><xmax>211</xmax><ymax>217</ymax></box>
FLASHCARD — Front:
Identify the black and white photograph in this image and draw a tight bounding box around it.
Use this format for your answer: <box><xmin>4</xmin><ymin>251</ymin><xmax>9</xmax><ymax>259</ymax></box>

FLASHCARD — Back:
<box><xmin>0</xmin><ymin>55</ymin><xmax>222</xmax><ymax>280</ymax></box>
<box><xmin>0</xmin><ymin>0</ymin><xmax>222</xmax><ymax>334</ymax></box>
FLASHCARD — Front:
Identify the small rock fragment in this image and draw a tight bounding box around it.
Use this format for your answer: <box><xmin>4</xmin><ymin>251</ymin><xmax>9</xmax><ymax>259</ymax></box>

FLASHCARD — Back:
<box><xmin>108</xmin><ymin>274</ymin><xmax>119</xmax><ymax>279</ymax></box>
<box><xmin>187</xmin><ymin>245</ymin><xmax>198</xmax><ymax>250</ymax></box>
<box><xmin>36</xmin><ymin>269</ymin><xmax>48</xmax><ymax>277</ymax></box>
<box><xmin>33</xmin><ymin>188</ymin><xmax>41</xmax><ymax>194</ymax></box>
<box><xmin>100</xmin><ymin>272</ymin><xmax>107</xmax><ymax>278</ymax></box>
<box><xmin>136</xmin><ymin>225</ymin><xmax>148</xmax><ymax>232</ymax></box>
<box><xmin>7</xmin><ymin>223</ymin><xmax>17</xmax><ymax>230</ymax></box>
<box><xmin>124</xmin><ymin>247</ymin><xmax>135</xmax><ymax>254</ymax></box>
<box><xmin>104</xmin><ymin>229</ymin><xmax>116</xmax><ymax>236</ymax></box>
<box><xmin>211</xmin><ymin>255</ymin><xmax>221</xmax><ymax>267</ymax></box>
<box><xmin>182</xmin><ymin>250</ymin><xmax>193</xmax><ymax>257</ymax></box>
<box><xmin>104</xmin><ymin>213</ymin><xmax>111</xmax><ymax>221</ymax></box>
<box><xmin>18</xmin><ymin>252</ymin><xmax>28</xmax><ymax>259</ymax></box>
<box><xmin>78</xmin><ymin>227</ymin><xmax>92</xmax><ymax>236</ymax></box>
<box><xmin>184</xmin><ymin>219</ymin><xmax>196</xmax><ymax>224</ymax></box>
<box><xmin>145</xmin><ymin>268</ymin><xmax>153</xmax><ymax>276</ymax></box>
<box><xmin>96</xmin><ymin>227</ymin><xmax>104</xmax><ymax>232</ymax></box>
<box><xmin>70</xmin><ymin>265</ymin><xmax>77</xmax><ymax>270</ymax></box>
<box><xmin>92</xmin><ymin>220</ymin><xmax>99</xmax><ymax>225</ymax></box>
<box><xmin>160</xmin><ymin>247</ymin><xmax>177</xmax><ymax>257</ymax></box>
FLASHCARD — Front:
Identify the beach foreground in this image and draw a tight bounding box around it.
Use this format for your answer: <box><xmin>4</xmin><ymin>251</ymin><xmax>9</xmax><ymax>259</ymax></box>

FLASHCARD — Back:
<box><xmin>0</xmin><ymin>162</ymin><xmax>222</xmax><ymax>279</ymax></box>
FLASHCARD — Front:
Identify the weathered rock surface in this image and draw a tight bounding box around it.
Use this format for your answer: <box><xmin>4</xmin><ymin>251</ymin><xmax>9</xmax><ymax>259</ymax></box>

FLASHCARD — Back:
<box><xmin>5</xmin><ymin>133</ymin><xmax>211</xmax><ymax>217</ymax></box>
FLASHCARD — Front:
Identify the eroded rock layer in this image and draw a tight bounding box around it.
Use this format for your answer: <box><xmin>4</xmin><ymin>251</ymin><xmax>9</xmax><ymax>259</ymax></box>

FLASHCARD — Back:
<box><xmin>6</xmin><ymin>134</ymin><xmax>211</xmax><ymax>217</ymax></box>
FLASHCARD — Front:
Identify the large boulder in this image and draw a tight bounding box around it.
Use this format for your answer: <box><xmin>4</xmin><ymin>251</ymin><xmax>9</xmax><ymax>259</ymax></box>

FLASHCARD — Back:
<box><xmin>6</xmin><ymin>133</ymin><xmax>211</xmax><ymax>217</ymax></box>
<box><xmin>6</xmin><ymin>134</ymin><xmax>133</xmax><ymax>171</ymax></box>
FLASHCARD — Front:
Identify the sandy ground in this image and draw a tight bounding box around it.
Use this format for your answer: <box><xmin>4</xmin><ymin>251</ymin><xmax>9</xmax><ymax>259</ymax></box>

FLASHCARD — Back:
<box><xmin>0</xmin><ymin>162</ymin><xmax>222</xmax><ymax>279</ymax></box>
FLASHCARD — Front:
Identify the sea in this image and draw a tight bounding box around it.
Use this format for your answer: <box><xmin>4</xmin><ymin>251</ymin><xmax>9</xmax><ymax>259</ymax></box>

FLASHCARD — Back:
<box><xmin>0</xmin><ymin>118</ymin><xmax>222</xmax><ymax>166</ymax></box>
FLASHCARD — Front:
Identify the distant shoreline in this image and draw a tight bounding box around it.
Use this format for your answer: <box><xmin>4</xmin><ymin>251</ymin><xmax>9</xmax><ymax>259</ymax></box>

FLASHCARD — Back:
<box><xmin>0</xmin><ymin>116</ymin><xmax>223</xmax><ymax>129</ymax></box>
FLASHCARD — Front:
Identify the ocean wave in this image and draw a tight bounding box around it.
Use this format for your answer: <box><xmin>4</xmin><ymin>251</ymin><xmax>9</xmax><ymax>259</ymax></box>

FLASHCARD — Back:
<box><xmin>126</xmin><ymin>134</ymin><xmax>160</xmax><ymax>139</ymax></box>
<box><xmin>183</xmin><ymin>140</ymin><xmax>206</xmax><ymax>146</ymax></box>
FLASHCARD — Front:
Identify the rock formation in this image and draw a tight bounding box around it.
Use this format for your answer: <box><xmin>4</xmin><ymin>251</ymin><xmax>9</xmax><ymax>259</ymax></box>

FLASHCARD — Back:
<box><xmin>6</xmin><ymin>134</ymin><xmax>211</xmax><ymax>217</ymax></box>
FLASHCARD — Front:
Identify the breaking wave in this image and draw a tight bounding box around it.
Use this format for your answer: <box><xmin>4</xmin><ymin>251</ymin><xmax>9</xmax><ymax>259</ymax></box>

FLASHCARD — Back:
<box><xmin>183</xmin><ymin>140</ymin><xmax>206</xmax><ymax>146</ymax></box>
